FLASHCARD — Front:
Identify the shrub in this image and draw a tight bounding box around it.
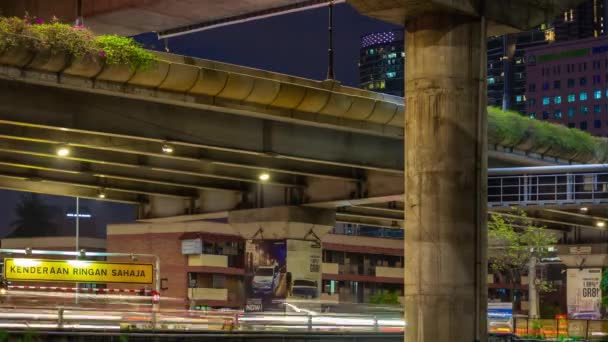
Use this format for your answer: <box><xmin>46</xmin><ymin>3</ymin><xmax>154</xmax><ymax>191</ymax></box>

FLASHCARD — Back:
<box><xmin>96</xmin><ymin>35</ymin><xmax>157</xmax><ymax>70</ymax></box>
<box><xmin>488</xmin><ymin>107</ymin><xmax>599</xmax><ymax>161</ymax></box>
<box><xmin>0</xmin><ymin>15</ymin><xmax>157</xmax><ymax>70</ymax></box>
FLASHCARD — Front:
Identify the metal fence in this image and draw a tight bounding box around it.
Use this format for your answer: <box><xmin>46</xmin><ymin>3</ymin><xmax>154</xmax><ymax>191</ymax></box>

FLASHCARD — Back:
<box><xmin>488</xmin><ymin>172</ymin><xmax>608</xmax><ymax>207</ymax></box>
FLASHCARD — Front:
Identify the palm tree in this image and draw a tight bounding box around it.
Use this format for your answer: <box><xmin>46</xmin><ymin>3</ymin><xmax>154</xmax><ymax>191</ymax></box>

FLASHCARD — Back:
<box><xmin>9</xmin><ymin>194</ymin><xmax>59</xmax><ymax>237</ymax></box>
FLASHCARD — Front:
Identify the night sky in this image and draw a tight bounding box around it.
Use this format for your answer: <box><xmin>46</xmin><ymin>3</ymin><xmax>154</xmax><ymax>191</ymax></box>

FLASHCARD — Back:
<box><xmin>0</xmin><ymin>3</ymin><xmax>397</xmax><ymax>237</ymax></box>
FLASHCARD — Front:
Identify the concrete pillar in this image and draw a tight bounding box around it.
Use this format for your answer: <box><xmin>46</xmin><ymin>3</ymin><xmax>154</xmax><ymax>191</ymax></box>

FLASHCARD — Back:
<box><xmin>404</xmin><ymin>12</ymin><xmax>487</xmax><ymax>342</ymax></box>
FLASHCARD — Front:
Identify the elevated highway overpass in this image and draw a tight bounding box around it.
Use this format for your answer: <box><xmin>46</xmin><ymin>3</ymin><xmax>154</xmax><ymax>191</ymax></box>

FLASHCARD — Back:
<box><xmin>0</xmin><ymin>49</ymin><xmax>605</xmax><ymax>221</ymax></box>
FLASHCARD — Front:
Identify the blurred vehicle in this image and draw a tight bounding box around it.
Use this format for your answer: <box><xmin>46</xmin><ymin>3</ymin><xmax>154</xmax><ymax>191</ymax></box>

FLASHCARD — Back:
<box><xmin>291</xmin><ymin>279</ymin><xmax>318</xmax><ymax>299</ymax></box>
<box><xmin>252</xmin><ymin>265</ymin><xmax>278</xmax><ymax>295</ymax></box>
<box><xmin>488</xmin><ymin>317</ymin><xmax>512</xmax><ymax>335</ymax></box>
<box><xmin>571</xmin><ymin>311</ymin><xmax>601</xmax><ymax>320</ymax></box>
<box><xmin>489</xmin><ymin>334</ymin><xmax>528</xmax><ymax>341</ymax></box>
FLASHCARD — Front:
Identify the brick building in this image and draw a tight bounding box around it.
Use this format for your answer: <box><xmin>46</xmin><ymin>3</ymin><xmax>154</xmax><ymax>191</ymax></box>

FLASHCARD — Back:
<box><xmin>525</xmin><ymin>37</ymin><xmax>608</xmax><ymax>136</ymax></box>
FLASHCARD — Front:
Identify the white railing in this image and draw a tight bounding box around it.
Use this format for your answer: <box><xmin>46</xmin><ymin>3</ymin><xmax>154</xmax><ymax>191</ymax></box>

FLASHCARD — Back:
<box><xmin>488</xmin><ymin>172</ymin><xmax>608</xmax><ymax>207</ymax></box>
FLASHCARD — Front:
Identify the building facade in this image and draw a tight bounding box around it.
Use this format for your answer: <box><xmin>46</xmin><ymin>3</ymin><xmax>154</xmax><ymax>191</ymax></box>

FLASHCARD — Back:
<box><xmin>106</xmin><ymin>220</ymin><xmax>405</xmax><ymax>310</ymax></box>
<box><xmin>487</xmin><ymin>28</ymin><xmax>553</xmax><ymax>113</ymax></box>
<box><xmin>359</xmin><ymin>30</ymin><xmax>405</xmax><ymax>97</ymax></box>
<box><xmin>553</xmin><ymin>0</ymin><xmax>608</xmax><ymax>41</ymax></box>
<box><xmin>525</xmin><ymin>37</ymin><xmax>608</xmax><ymax>136</ymax></box>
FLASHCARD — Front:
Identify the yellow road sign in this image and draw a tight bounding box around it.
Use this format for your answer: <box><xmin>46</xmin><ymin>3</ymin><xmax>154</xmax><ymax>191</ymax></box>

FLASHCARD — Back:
<box><xmin>4</xmin><ymin>258</ymin><xmax>153</xmax><ymax>284</ymax></box>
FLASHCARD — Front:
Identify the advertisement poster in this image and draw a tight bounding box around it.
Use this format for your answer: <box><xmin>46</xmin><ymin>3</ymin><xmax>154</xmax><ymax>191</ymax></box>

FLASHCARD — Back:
<box><xmin>567</xmin><ymin>268</ymin><xmax>602</xmax><ymax>319</ymax></box>
<box><xmin>245</xmin><ymin>240</ymin><xmax>287</xmax><ymax>312</ymax></box>
<box><xmin>286</xmin><ymin>240</ymin><xmax>322</xmax><ymax>300</ymax></box>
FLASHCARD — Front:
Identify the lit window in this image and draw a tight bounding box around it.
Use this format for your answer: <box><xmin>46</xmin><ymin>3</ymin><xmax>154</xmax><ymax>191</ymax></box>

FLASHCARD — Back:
<box><xmin>568</xmin><ymin>107</ymin><xmax>575</xmax><ymax>117</ymax></box>
<box><xmin>580</xmin><ymin>92</ymin><xmax>588</xmax><ymax>101</ymax></box>
<box><xmin>529</xmin><ymin>113</ymin><xmax>536</xmax><ymax>119</ymax></box>
<box><xmin>516</xmin><ymin>95</ymin><xmax>523</xmax><ymax>103</ymax></box>
<box><xmin>488</xmin><ymin>77</ymin><xmax>496</xmax><ymax>85</ymax></box>
<box><xmin>379</xmin><ymin>80</ymin><xmax>386</xmax><ymax>89</ymax></box>
<box><xmin>386</xmin><ymin>72</ymin><xmax>397</xmax><ymax>78</ymax></box>
<box><xmin>554</xmin><ymin>110</ymin><xmax>562</xmax><ymax>118</ymax></box>
<box><xmin>595</xmin><ymin>90</ymin><xmax>602</xmax><ymax>99</ymax></box>
<box><xmin>542</xmin><ymin>97</ymin><xmax>550</xmax><ymax>105</ymax></box>
<box><xmin>554</xmin><ymin>96</ymin><xmax>562</xmax><ymax>104</ymax></box>
<box><xmin>581</xmin><ymin>106</ymin><xmax>589</xmax><ymax>114</ymax></box>
<box><xmin>568</xmin><ymin>94</ymin><xmax>576</xmax><ymax>103</ymax></box>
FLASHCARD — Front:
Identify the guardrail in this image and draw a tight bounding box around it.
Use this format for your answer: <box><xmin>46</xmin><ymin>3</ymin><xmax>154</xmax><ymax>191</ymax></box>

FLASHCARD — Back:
<box><xmin>488</xmin><ymin>172</ymin><xmax>608</xmax><ymax>207</ymax></box>
<box><xmin>0</xmin><ymin>306</ymin><xmax>405</xmax><ymax>334</ymax></box>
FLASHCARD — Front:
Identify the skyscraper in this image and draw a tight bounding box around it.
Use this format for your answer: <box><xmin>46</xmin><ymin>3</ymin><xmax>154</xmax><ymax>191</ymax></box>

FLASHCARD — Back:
<box><xmin>487</xmin><ymin>28</ymin><xmax>552</xmax><ymax>113</ymax></box>
<box><xmin>554</xmin><ymin>0</ymin><xmax>608</xmax><ymax>41</ymax></box>
<box><xmin>358</xmin><ymin>30</ymin><xmax>404</xmax><ymax>97</ymax></box>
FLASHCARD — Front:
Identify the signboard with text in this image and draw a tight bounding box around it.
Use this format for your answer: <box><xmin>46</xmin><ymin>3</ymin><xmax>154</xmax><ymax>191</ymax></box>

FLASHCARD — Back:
<box><xmin>567</xmin><ymin>268</ymin><xmax>602</xmax><ymax>319</ymax></box>
<box><xmin>4</xmin><ymin>258</ymin><xmax>153</xmax><ymax>284</ymax></box>
<box><xmin>181</xmin><ymin>239</ymin><xmax>202</xmax><ymax>255</ymax></box>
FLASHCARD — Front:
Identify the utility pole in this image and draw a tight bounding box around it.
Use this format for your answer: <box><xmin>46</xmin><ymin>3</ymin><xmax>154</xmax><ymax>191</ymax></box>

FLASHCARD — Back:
<box><xmin>326</xmin><ymin>0</ymin><xmax>335</xmax><ymax>80</ymax></box>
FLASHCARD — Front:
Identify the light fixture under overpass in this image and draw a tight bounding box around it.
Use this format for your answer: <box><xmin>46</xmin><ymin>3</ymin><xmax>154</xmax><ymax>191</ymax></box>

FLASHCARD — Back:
<box><xmin>258</xmin><ymin>172</ymin><xmax>270</xmax><ymax>181</ymax></box>
<box><xmin>55</xmin><ymin>144</ymin><xmax>70</xmax><ymax>157</ymax></box>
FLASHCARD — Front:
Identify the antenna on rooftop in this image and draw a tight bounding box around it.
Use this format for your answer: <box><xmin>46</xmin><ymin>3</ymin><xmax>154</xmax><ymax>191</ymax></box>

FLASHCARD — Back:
<box><xmin>326</xmin><ymin>0</ymin><xmax>335</xmax><ymax>80</ymax></box>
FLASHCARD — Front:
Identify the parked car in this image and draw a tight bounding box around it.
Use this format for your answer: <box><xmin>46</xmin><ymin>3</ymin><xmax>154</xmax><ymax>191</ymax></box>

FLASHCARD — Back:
<box><xmin>252</xmin><ymin>265</ymin><xmax>278</xmax><ymax>295</ymax></box>
<box><xmin>291</xmin><ymin>279</ymin><xmax>318</xmax><ymax>299</ymax></box>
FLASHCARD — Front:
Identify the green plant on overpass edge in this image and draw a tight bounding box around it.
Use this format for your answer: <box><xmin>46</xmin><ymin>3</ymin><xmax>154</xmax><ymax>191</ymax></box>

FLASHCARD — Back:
<box><xmin>0</xmin><ymin>15</ymin><xmax>157</xmax><ymax>71</ymax></box>
<box><xmin>488</xmin><ymin>107</ymin><xmax>608</xmax><ymax>163</ymax></box>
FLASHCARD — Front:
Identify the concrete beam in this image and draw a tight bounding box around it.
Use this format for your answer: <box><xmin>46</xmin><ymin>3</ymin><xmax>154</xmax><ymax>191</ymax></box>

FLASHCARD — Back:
<box><xmin>0</xmin><ymin>79</ymin><xmax>404</xmax><ymax>174</ymax></box>
<box><xmin>228</xmin><ymin>206</ymin><xmax>335</xmax><ymax>240</ymax></box>
<box><xmin>346</xmin><ymin>0</ymin><xmax>587</xmax><ymax>32</ymax></box>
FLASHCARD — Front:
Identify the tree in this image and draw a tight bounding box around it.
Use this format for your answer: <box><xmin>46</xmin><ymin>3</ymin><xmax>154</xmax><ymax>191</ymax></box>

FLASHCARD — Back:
<box><xmin>9</xmin><ymin>194</ymin><xmax>59</xmax><ymax>237</ymax></box>
<box><xmin>488</xmin><ymin>211</ymin><xmax>558</xmax><ymax>318</ymax></box>
<box><xmin>369</xmin><ymin>290</ymin><xmax>401</xmax><ymax>305</ymax></box>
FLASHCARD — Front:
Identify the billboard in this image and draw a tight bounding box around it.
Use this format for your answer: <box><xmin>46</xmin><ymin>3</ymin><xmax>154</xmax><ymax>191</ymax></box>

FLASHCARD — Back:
<box><xmin>245</xmin><ymin>240</ymin><xmax>287</xmax><ymax>311</ymax></box>
<box><xmin>567</xmin><ymin>268</ymin><xmax>602</xmax><ymax>319</ymax></box>
<box><xmin>286</xmin><ymin>240</ymin><xmax>321</xmax><ymax>300</ymax></box>
<box><xmin>4</xmin><ymin>258</ymin><xmax>153</xmax><ymax>284</ymax></box>
<box><xmin>244</xmin><ymin>239</ymin><xmax>322</xmax><ymax>311</ymax></box>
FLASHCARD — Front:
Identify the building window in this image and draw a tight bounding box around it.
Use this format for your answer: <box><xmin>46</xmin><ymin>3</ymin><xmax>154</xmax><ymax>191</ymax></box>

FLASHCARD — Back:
<box><xmin>554</xmin><ymin>96</ymin><xmax>562</xmax><ymax>104</ymax></box>
<box><xmin>594</xmin><ymin>75</ymin><xmax>602</xmax><ymax>84</ymax></box>
<box><xmin>568</xmin><ymin>93</ymin><xmax>576</xmax><ymax>103</ymax></box>
<box><xmin>529</xmin><ymin>98</ymin><xmax>536</xmax><ymax>106</ymax></box>
<box><xmin>488</xmin><ymin>77</ymin><xmax>496</xmax><ymax>85</ymax></box>
<box><xmin>580</xmin><ymin>77</ymin><xmax>587</xmax><ymax>86</ymax></box>
<box><xmin>529</xmin><ymin>113</ymin><xmax>536</xmax><ymax>119</ymax></box>
<box><xmin>529</xmin><ymin>84</ymin><xmax>536</xmax><ymax>92</ymax></box>
<box><xmin>581</xmin><ymin>106</ymin><xmax>589</xmax><ymax>114</ymax></box>
<box><xmin>542</xmin><ymin>82</ymin><xmax>550</xmax><ymax>90</ymax></box>
<box><xmin>595</xmin><ymin>90</ymin><xmax>603</xmax><ymax>99</ymax></box>
<box><xmin>568</xmin><ymin>79</ymin><xmax>575</xmax><ymax>88</ymax></box>
<box><xmin>568</xmin><ymin>123</ymin><xmax>576</xmax><ymax>128</ymax></box>
<box><xmin>595</xmin><ymin>120</ymin><xmax>602</xmax><ymax>128</ymax></box>
<box><xmin>554</xmin><ymin>80</ymin><xmax>561</xmax><ymax>89</ymax></box>
<box><xmin>386</xmin><ymin>71</ymin><xmax>397</xmax><ymax>78</ymax></box>
<box><xmin>516</xmin><ymin>95</ymin><xmax>523</xmax><ymax>103</ymax></box>
<box><xmin>542</xmin><ymin>97</ymin><xmax>550</xmax><ymax>105</ymax></box>
<box><xmin>595</xmin><ymin>104</ymin><xmax>602</xmax><ymax>113</ymax></box>
<box><xmin>568</xmin><ymin>107</ymin><xmax>575</xmax><ymax>117</ymax></box>
<box><xmin>554</xmin><ymin>110</ymin><xmax>562</xmax><ymax>119</ymax></box>
<box><xmin>580</xmin><ymin>92</ymin><xmax>588</xmax><ymax>101</ymax></box>
<box><xmin>581</xmin><ymin>121</ymin><xmax>588</xmax><ymax>130</ymax></box>
<box><xmin>542</xmin><ymin>111</ymin><xmax>550</xmax><ymax>120</ymax></box>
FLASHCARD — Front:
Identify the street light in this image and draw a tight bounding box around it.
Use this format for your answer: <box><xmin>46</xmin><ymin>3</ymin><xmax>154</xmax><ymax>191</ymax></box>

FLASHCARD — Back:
<box><xmin>580</xmin><ymin>207</ymin><xmax>589</xmax><ymax>212</ymax></box>
<box><xmin>596</xmin><ymin>221</ymin><xmax>605</xmax><ymax>228</ymax></box>
<box><xmin>56</xmin><ymin>145</ymin><xmax>70</xmax><ymax>157</ymax></box>
<box><xmin>259</xmin><ymin>173</ymin><xmax>270</xmax><ymax>181</ymax></box>
<box><xmin>161</xmin><ymin>143</ymin><xmax>174</xmax><ymax>154</ymax></box>
<box><xmin>97</xmin><ymin>189</ymin><xmax>106</xmax><ymax>199</ymax></box>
